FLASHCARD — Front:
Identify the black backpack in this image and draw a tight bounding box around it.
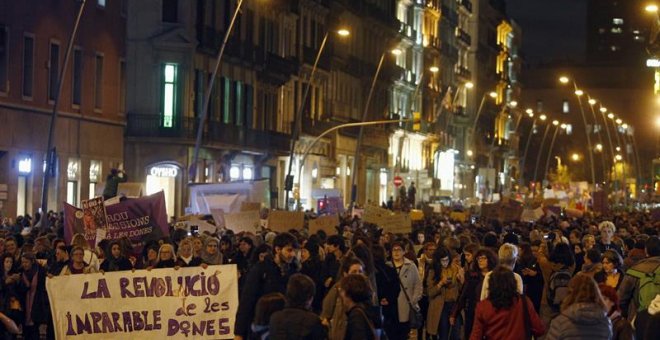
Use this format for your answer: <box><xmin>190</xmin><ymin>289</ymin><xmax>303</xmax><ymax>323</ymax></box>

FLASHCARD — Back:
<box><xmin>547</xmin><ymin>269</ymin><xmax>572</xmax><ymax>311</ymax></box>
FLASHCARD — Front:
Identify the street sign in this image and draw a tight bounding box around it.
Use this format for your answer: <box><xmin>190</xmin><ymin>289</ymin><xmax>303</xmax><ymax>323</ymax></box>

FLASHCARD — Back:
<box><xmin>393</xmin><ymin>176</ymin><xmax>403</xmax><ymax>187</ymax></box>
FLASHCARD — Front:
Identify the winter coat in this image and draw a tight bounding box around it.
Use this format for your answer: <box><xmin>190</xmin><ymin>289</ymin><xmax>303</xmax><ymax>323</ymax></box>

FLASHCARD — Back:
<box><xmin>538</xmin><ymin>253</ymin><xmax>576</xmax><ymax>309</ymax></box>
<box><xmin>374</xmin><ymin>261</ymin><xmax>400</xmax><ymax>324</ymax></box>
<box><xmin>234</xmin><ymin>259</ymin><xmax>298</xmax><ymax>338</ymax></box>
<box><xmin>545</xmin><ymin>302</ymin><xmax>613</xmax><ymax>340</ymax></box>
<box><xmin>470</xmin><ymin>296</ymin><xmax>545</xmax><ymax>340</ymax></box>
<box><xmin>344</xmin><ymin>303</ymin><xmax>383</xmax><ymax>340</ymax></box>
<box><xmin>618</xmin><ymin>256</ymin><xmax>660</xmax><ymax>320</ymax></box>
<box><xmin>388</xmin><ymin>258</ymin><xmax>422</xmax><ymax>323</ymax></box>
<box><xmin>269</xmin><ymin>307</ymin><xmax>327</xmax><ymax>340</ymax></box>
<box><xmin>321</xmin><ymin>283</ymin><xmax>346</xmax><ymax>340</ymax></box>
<box><xmin>426</xmin><ymin>267</ymin><xmax>460</xmax><ymax>335</ymax></box>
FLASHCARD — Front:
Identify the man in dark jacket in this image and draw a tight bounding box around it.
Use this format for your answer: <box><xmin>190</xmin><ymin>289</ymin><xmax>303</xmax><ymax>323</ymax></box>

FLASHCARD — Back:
<box><xmin>102</xmin><ymin>168</ymin><xmax>127</xmax><ymax>200</ymax></box>
<box><xmin>234</xmin><ymin>232</ymin><xmax>300</xmax><ymax>339</ymax></box>
<box><xmin>269</xmin><ymin>273</ymin><xmax>326</xmax><ymax>339</ymax></box>
<box><xmin>618</xmin><ymin>235</ymin><xmax>660</xmax><ymax>337</ymax></box>
<box><xmin>47</xmin><ymin>245</ymin><xmax>69</xmax><ymax>276</ymax></box>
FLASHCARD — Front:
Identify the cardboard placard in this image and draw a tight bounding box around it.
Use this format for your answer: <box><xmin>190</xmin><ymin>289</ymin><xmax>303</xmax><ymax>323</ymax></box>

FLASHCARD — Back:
<box><xmin>267</xmin><ymin>211</ymin><xmax>304</xmax><ymax>232</ymax></box>
<box><xmin>380</xmin><ymin>213</ymin><xmax>412</xmax><ymax>234</ymax></box>
<box><xmin>308</xmin><ymin>214</ymin><xmax>340</xmax><ymax>235</ymax></box>
<box><xmin>224</xmin><ymin>211</ymin><xmax>260</xmax><ymax>233</ymax></box>
<box><xmin>362</xmin><ymin>205</ymin><xmax>392</xmax><ymax>226</ymax></box>
<box><xmin>116</xmin><ymin>182</ymin><xmax>144</xmax><ymax>198</ymax></box>
<box><xmin>449</xmin><ymin>211</ymin><xmax>467</xmax><ymax>223</ymax></box>
<box><xmin>240</xmin><ymin>202</ymin><xmax>262</xmax><ymax>212</ymax></box>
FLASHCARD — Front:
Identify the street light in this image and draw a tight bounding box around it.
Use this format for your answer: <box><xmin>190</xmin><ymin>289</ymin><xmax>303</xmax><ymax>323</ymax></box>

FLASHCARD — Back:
<box><xmin>572</xmin><ymin>153</ymin><xmax>581</xmax><ymax>162</ymax></box>
<box><xmin>351</xmin><ymin>47</ymin><xmax>403</xmax><ymax>208</ymax></box>
<box><xmin>543</xmin><ymin>120</ymin><xmax>563</xmax><ymax>181</ymax></box>
<box><xmin>429</xmin><ymin>66</ymin><xmax>440</xmax><ymax>73</ymax></box>
<box><xmin>533</xmin><ymin>115</ymin><xmax>554</xmax><ymax>184</ymax></box>
<box><xmin>588</xmin><ymin>99</ymin><xmax>597</xmax><ymax>105</ymax></box>
<box><xmin>284</xmin><ymin>27</ymin><xmax>350</xmax><ymax>209</ymax></box>
<box><xmin>646</xmin><ymin>4</ymin><xmax>659</xmax><ymax>12</ymax></box>
<box><xmin>465</xmin><ymin>81</ymin><xmax>474</xmax><ymax>89</ymax></box>
<box><xmin>558</xmin><ymin>76</ymin><xmax>596</xmax><ymax>186</ymax></box>
<box><xmin>41</xmin><ymin>0</ymin><xmax>89</xmax><ymax>220</ymax></box>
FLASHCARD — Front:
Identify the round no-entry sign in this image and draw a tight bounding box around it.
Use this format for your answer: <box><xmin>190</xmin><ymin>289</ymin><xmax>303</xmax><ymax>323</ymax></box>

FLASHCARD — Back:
<box><xmin>393</xmin><ymin>176</ymin><xmax>403</xmax><ymax>187</ymax></box>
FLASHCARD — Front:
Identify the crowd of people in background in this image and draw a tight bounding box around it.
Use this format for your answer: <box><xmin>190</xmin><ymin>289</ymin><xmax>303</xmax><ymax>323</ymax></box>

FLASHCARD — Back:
<box><xmin>0</xmin><ymin>205</ymin><xmax>658</xmax><ymax>339</ymax></box>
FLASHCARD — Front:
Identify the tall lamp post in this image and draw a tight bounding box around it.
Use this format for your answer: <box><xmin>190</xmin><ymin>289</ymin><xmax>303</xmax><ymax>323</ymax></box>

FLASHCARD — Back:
<box><xmin>283</xmin><ymin>28</ymin><xmax>350</xmax><ymax>210</ymax></box>
<box><xmin>349</xmin><ymin>47</ymin><xmax>400</xmax><ymax>209</ymax></box>
<box><xmin>587</xmin><ymin>97</ymin><xmax>608</xmax><ymax>185</ymax></box>
<box><xmin>533</xmin><ymin>117</ymin><xmax>555</xmax><ymax>183</ymax></box>
<box><xmin>41</xmin><ymin>0</ymin><xmax>88</xmax><ymax>221</ymax></box>
<box><xmin>559</xmin><ymin>76</ymin><xmax>596</xmax><ymax>186</ymax></box>
<box><xmin>519</xmin><ymin>111</ymin><xmax>544</xmax><ymax>187</ymax></box>
<box><xmin>190</xmin><ymin>0</ymin><xmax>249</xmax><ymax>182</ymax></box>
<box><xmin>543</xmin><ymin>121</ymin><xmax>565</xmax><ymax>181</ymax></box>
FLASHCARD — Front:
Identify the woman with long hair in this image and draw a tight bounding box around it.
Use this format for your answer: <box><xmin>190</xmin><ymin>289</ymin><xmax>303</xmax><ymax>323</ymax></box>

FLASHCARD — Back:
<box><xmin>321</xmin><ymin>257</ymin><xmax>366</xmax><ymax>340</ymax></box>
<box><xmin>594</xmin><ymin>250</ymin><xmax>624</xmax><ymax>289</ymax></box>
<box><xmin>155</xmin><ymin>243</ymin><xmax>176</xmax><ymax>268</ymax></box>
<box><xmin>598</xmin><ymin>284</ymin><xmax>634</xmax><ymax>340</ymax></box>
<box><xmin>470</xmin><ymin>266</ymin><xmax>545</xmax><ymax>340</ymax></box>
<box><xmin>546</xmin><ymin>274</ymin><xmax>612</xmax><ymax>339</ymax></box>
<box><xmin>426</xmin><ymin>246</ymin><xmax>461</xmax><ymax>340</ymax></box>
<box><xmin>450</xmin><ymin>247</ymin><xmax>498</xmax><ymax>338</ymax></box>
<box><xmin>70</xmin><ymin>233</ymin><xmax>99</xmax><ymax>270</ymax></box>
<box><xmin>518</xmin><ymin>242</ymin><xmax>544</xmax><ymax>312</ymax></box>
<box><xmin>100</xmin><ymin>240</ymin><xmax>133</xmax><ymax>272</ymax></box>
<box><xmin>175</xmin><ymin>238</ymin><xmax>202</xmax><ymax>267</ymax></box>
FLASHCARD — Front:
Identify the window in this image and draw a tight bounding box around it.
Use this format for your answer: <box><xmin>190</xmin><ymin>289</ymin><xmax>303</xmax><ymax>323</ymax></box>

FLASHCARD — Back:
<box><xmin>119</xmin><ymin>60</ymin><xmax>126</xmax><ymax>113</ymax></box>
<box><xmin>162</xmin><ymin>0</ymin><xmax>178</xmax><ymax>23</ymax></box>
<box><xmin>194</xmin><ymin>69</ymin><xmax>204</xmax><ymax>117</ymax></box>
<box><xmin>162</xmin><ymin>63</ymin><xmax>178</xmax><ymax>128</ymax></box>
<box><xmin>67</xmin><ymin>159</ymin><xmax>80</xmax><ymax>206</ymax></box>
<box><xmin>612</xmin><ymin>18</ymin><xmax>623</xmax><ymax>25</ymax></box>
<box><xmin>72</xmin><ymin>48</ymin><xmax>82</xmax><ymax>106</ymax></box>
<box><xmin>22</xmin><ymin>34</ymin><xmax>34</xmax><ymax>98</ymax></box>
<box><xmin>536</xmin><ymin>100</ymin><xmax>543</xmax><ymax>113</ymax></box>
<box><xmin>98</xmin><ymin>0</ymin><xmax>106</xmax><ymax>7</ymax></box>
<box><xmin>94</xmin><ymin>54</ymin><xmax>103</xmax><ymax>110</ymax></box>
<box><xmin>89</xmin><ymin>160</ymin><xmax>101</xmax><ymax>199</ymax></box>
<box><xmin>562</xmin><ymin>100</ymin><xmax>569</xmax><ymax>113</ymax></box>
<box><xmin>235</xmin><ymin>81</ymin><xmax>243</xmax><ymax>126</ymax></box>
<box><xmin>48</xmin><ymin>42</ymin><xmax>61</xmax><ymax>101</ymax></box>
<box><xmin>0</xmin><ymin>25</ymin><xmax>7</xmax><ymax>93</ymax></box>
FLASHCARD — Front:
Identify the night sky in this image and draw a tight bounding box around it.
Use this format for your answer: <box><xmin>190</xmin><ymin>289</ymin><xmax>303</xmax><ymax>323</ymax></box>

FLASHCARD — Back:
<box><xmin>505</xmin><ymin>0</ymin><xmax>587</xmax><ymax>64</ymax></box>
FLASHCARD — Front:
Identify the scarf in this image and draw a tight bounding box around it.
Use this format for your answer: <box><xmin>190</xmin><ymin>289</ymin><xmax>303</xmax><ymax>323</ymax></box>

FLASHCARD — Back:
<box><xmin>22</xmin><ymin>267</ymin><xmax>39</xmax><ymax>326</ymax></box>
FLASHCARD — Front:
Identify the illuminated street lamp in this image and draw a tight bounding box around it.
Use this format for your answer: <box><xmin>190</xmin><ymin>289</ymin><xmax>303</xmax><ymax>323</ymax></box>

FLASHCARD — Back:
<box><xmin>429</xmin><ymin>66</ymin><xmax>440</xmax><ymax>73</ymax></box>
<box><xmin>608</xmin><ymin>113</ymin><xmax>615</xmax><ymax>119</ymax></box>
<box><xmin>533</xmin><ymin>116</ymin><xmax>555</xmax><ymax>183</ymax></box>
<box><xmin>543</xmin><ymin>120</ymin><xmax>563</xmax><ymax>181</ymax></box>
<box><xmin>646</xmin><ymin>4</ymin><xmax>659</xmax><ymax>12</ymax></box>
<box><xmin>616</xmin><ymin>118</ymin><xmax>623</xmax><ymax>125</ymax></box>
<box><xmin>600</xmin><ymin>107</ymin><xmax>607</xmax><ymax>113</ymax></box>
<box><xmin>572</xmin><ymin>153</ymin><xmax>581</xmax><ymax>162</ymax></box>
<box><xmin>596</xmin><ymin>143</ymin><xmax>603</xmax><ymax>152</ymax></box>
<box><xmin>588</xmin><ymin>98</ymin><xmax>597</xmax><ymax>105</ymax></box>
<box><xmin>559</xmin><ymin>75</ymin><xmax>595</xmax><ymax>185</ymax></box>
<box><xmin>465</xmin><ymin>81</ymin><xmax>474</xmax><ymax>89</ymax></box>
<box><xmin>284</xmin><ymin>27</ymin><xmax>351</xmax><ymax>208</ymax></box>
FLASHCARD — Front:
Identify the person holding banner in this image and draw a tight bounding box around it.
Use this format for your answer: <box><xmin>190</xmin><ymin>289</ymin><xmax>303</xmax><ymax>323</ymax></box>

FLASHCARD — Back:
<box><xmin>235</xmin><ymin>232</ymin><xmax>300</xmax><ymax>340</ymax></box>
<box><xmin>102</xmin><ymin>168</ymin><xmax>127</xmax><ymax>200</ymax></box>
<box><xmin>175</xmin><ymin>238</ymin><xmax>203</xmax><ymax>267</ymax></box>
<box><xmin>99</xmin><ymin>240</ymin><xmax>133</xmax><ymax>272</ymax></box>
<box><xmin>17</xmin><ymin>253</ymin><xmax>51</xmax><ymax>340</ymax></box>
<box><xmin>154</xmin><ymin>243</ymin><xmax>176</xmax><ymax>269</ymax></box>
<box><xmin>201</xmin><ymin>238</ymin><xmax>224</xmax><ymax>266</ymax></box>
<box><xmin>60</xmin><ymin>247</ymin><xmax>98</xmax><ymax>275</ymax></box>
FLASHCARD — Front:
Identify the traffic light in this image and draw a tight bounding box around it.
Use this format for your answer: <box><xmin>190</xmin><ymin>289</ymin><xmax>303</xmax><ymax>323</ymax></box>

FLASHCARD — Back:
<box><xmin>413</xmin><ymin>111</ymin><xmax>421</xmax><ymax>131</ymax></box>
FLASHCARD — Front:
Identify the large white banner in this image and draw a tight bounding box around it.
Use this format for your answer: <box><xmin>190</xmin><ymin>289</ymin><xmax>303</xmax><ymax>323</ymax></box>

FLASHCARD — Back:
<box><xmin>46</xmin><ymin>265</ymin><xmax>238</xmax><ymax>339</ymax></box>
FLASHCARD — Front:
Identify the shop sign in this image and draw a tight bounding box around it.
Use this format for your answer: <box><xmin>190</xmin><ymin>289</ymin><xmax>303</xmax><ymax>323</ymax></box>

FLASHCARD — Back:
<box><xmin>149</xmin><ymin>165</ymin><xmax>178</xmax><ymax>177</ymax></box>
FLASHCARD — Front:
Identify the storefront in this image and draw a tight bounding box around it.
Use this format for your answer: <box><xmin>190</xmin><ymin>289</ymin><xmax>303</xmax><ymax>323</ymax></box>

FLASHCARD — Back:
<box><xmin>145</xmin><ymin>162</ymin><xmax>182</xmax><ymax>219</ymax></box>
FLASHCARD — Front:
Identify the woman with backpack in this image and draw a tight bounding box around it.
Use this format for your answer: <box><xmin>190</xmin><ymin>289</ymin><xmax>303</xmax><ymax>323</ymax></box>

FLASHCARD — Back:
<box><xmin>340</xmin><ymin>274</ymin><xmax>383</xmax><ymax>340</ymax></box>
<box><xmin>546</xmin><ymin>274</ymin><xmax>612</xmax><ymax>340</ymax></box>
<box><xmin>538</xmin><ymin>240</ymin><xmax>575</xmax><ymax>323</ymax></box>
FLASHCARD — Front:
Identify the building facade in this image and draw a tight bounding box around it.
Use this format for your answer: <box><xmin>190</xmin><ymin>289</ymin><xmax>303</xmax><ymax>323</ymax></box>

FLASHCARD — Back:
<box><xmin>0</xmin><ymin>0</ymin><xmax>126</xmax><ymax>218</ymax></box>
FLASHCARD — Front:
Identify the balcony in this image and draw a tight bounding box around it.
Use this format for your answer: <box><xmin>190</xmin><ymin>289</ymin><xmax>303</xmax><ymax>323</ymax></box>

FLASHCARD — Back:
<box><xmin>302</xmin><ymin>46</ymin><xmax>331</xmax><ymax>70</ymax></box>
<box><xmin>126</xmin><ymin>114</ymin><xmax>290</xmax><ymax>153</ymax></box>
<box><xmin>197</xmin><ymin>27</ymin><xmax>260</xmax><ymax>65</ymax></box>
<box><xmin>454</xmin><ymin>65</ymin><xmax>471</xmax><ymax>80</ymax></box>
<box><xmin>455</xmin><ymin>28</ymin><xmax>472</xmax><ymax>46</ymax></box>
<box><xmin>398</xmin><ymin>20</ymin><xmax>417</xmax><ymax>41</ymax></box>
<box><xmin>458</xmin><ymin>0</ymin><xmax>473</xmax><ymax>13</ymax></box>
<box><xmin>257</xmin><ymin>52</ymin><xmax>299</xmax><ymax>86</ymax></box>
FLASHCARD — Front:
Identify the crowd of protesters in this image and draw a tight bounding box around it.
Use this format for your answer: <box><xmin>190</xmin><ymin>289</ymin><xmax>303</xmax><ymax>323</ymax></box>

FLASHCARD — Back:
<box><xmin>0</xmin><ymin>204</ymin><xmax>659</xmax><ymax>340</ymax></box>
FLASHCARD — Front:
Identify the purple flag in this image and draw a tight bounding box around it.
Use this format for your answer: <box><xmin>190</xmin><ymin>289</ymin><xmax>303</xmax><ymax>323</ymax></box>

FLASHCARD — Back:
<box><xmin>64</xmin><ymin>191</ymin><xmax>169</xmax><ymax>253</ymax></box>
